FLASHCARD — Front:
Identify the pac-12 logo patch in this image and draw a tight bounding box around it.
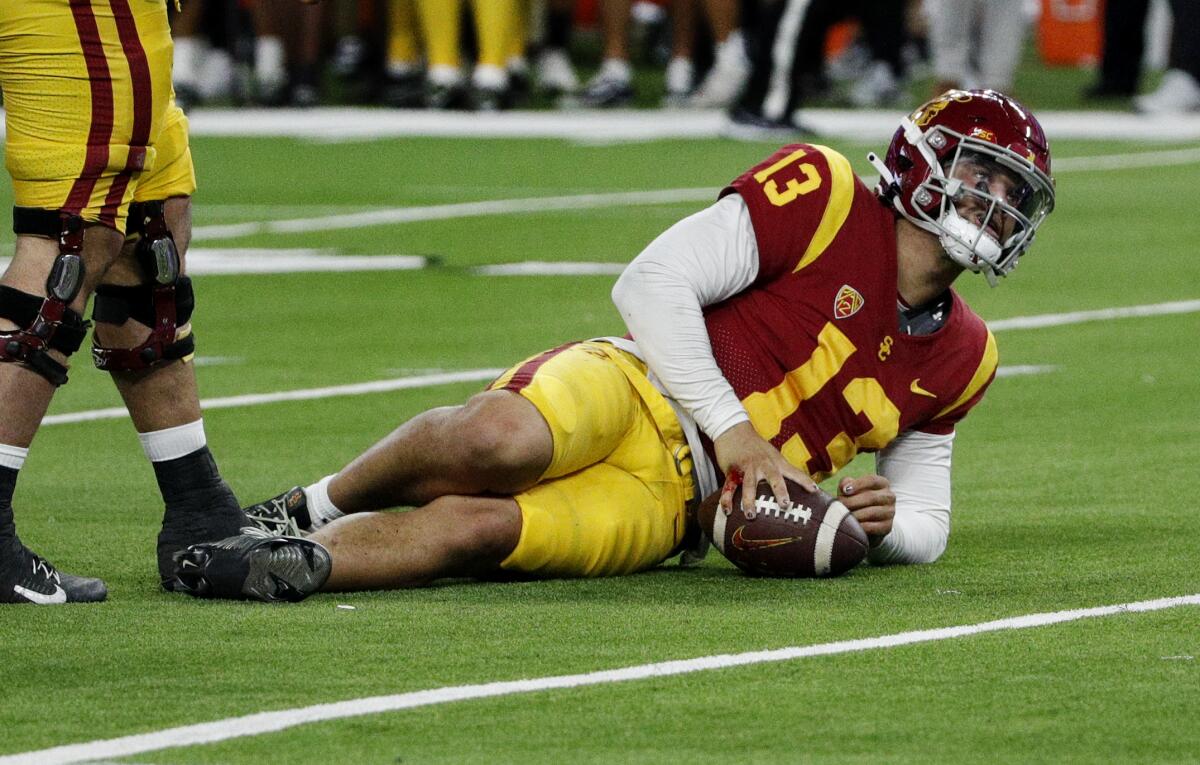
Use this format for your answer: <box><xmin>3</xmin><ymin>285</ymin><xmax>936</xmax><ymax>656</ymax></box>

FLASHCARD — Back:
<box><xmin>834</xmin><ymin>285</ymin><xmax>864</xmax><ymax>319</ymax></box>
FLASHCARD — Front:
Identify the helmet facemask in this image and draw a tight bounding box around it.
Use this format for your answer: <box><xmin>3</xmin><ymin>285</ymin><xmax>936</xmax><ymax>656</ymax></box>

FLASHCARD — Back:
<box><xmin>881</xmin><ymin>117</ymin><xmax>1056</xmax><ymax>287</ymax></box>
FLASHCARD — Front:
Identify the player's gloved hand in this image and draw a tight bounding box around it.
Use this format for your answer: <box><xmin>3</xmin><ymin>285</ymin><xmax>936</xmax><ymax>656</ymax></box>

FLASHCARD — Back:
<box><xmin>837</xmin><ymin>474</ymin><xmax>895</xmax><ymax>547</ymax></box>
<box><xmin>713</xmin><ymin>421</ymin><xmax>817</xmax><ymax>520</ymax></box>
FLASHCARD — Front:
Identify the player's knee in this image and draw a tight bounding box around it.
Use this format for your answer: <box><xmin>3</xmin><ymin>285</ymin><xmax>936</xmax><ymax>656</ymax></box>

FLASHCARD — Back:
<box><xmin>453</xmin><ymin>393</ymin><xmax>552</xmax><ymax>485</ymax></box>
<box><xmin>0</xmin><ymin>212</ymin><xmax>93</xmax><ymax>385</ymax></box>
<box><xmin>91</xmin><ymin>201</ymin><xmax>196</xmax><ymax>371</ymax></box>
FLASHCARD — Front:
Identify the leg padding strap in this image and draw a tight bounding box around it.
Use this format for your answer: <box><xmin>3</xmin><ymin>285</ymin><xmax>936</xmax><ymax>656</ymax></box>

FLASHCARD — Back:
<box><xmin>0</xmin><ymin>210</ymin><xmax>90</xmax><ymax>386</ymax></box>
<box><xmin>91</xmin><ymin>200</ymin><xmax>194</xmax><ymax>372</ymax></box>
<box><xmin>0</xmin><ymin>286</ymin><xmax>89</xmax><ymax>386</ymax></box>
<box><xmin>91</xmin><ymin>278</ymin><xmax>196</xmax><ymax>370</ymax></box>
<box><xmin>93</xmin><ymin>277</ymin><xmax>195</xmax><ymax>329</ymax></box>
<box><xmin>13</xmin><ymin>206</ymin><xmax>70</xmax><ymax>237</ymax></box>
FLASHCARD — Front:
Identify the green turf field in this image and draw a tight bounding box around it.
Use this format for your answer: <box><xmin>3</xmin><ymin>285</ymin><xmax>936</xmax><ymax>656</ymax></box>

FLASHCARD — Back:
<box><xmin>1</xmin><ymin>131</ymin><xmax>1198</xmax><ymax>764</ymax></box>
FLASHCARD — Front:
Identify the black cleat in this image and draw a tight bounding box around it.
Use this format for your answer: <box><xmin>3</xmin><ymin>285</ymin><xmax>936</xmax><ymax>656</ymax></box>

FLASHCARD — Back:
<box><xmin>243</xmin><ymin>487</ymin><xmax>311</xmax><ymax>537</ymax></box>
<box><xmin>169</xmin><ymin>529</ymin><xmax>331</xmax><ymax>603</ymax></box>
<box><xmin>153</xmin><ymin>447</ymin><xmax>251</xmax><ymax>591</ymax></box>
<box><xmin>578</xmin><ymin>72</ymin><xmax>634</xmax><ymax>108</ymax></box>
<box><xmin>723</xmin><ymin>107</ymin><xmax>812</xmax><ymax>142</ymax></box>
<box><xmin>157</xmin><ymin>487</ymin><xmax>249</xmax><ymax>592</ymax></box>
<box><xmin>0</xmin><ymin>544</ymin><xmax>107</xmax><ymax>605</ymax></box>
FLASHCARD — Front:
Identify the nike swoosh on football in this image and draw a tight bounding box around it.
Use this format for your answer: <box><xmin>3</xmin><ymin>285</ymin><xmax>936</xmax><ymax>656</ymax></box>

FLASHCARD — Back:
<box><xmin>13</xmin><ymin>584</ymin><xmax>67</xmax><ymax>605</ymax></box>
<box><xmin>730</xmin><ymin>525</ymin><xmax>804</xmax><ymax>551</ymax></box>
<box><xmin>910</xmin><ymin>379</ymin><xmax>937</xmax><ymax>398</ymax></box>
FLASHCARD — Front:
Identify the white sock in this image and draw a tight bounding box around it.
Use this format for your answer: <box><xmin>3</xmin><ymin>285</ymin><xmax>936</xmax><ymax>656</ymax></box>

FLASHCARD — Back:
<box><xmin>472</xmin><ymin>63</ymin><xmax>508</xmax><ymax>91</ymax></box>
<box><xmin>387</xmin><ymin>60</ymin><xmax>419</xmax><ymax>78</ymax></box>
<box><xmin>173</xmin><ymin>36</ymin><xmax>204</xmax><ymax>89</ymax></box>
<box><xmin>138</xmin><ymin>420</ymin><xmax>207</xmax><ymax>463</ymax></box>
<box><xmin>427</xmin><ymin>64</ymin><xmax>463</xmax><ymax>88</ymax></box>
<box><xmin>254</xmin><ymin>35</ymin><xmax>287</xmax><ymax>91</ymax></box>
<box><xmin>304</xmin><ymin>474</ymin><xmax>345</xmax><ymax>529</ymax></box>
<box><xmin>717</xmin><ymin>29</ymin><xmax>746</xmax><ymax>64</ymax></box>
<box><xmin>0</xmin><ymin>444</ymin><xmax>29</xmax><ymax>471</ymax></box>
<box><xmin>599</xmin><ymin>58</ymin><xmax>632</xmax><ymax>83</ymax></box>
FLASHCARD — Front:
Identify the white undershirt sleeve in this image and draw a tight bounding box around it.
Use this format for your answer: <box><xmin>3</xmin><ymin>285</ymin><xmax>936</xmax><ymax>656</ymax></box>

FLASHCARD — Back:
<box><xmin>869</xmin><ymin>430</ymin><xmax>955</xmax><ymax>565</ymax></box>
<box><xmin>611</xmin><ymin>194</ymin><xmax>760</xmax><ymax>440</ymax></box>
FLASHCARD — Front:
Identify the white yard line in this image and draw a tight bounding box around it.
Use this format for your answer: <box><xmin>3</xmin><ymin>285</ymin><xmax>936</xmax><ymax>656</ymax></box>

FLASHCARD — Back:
<box><xmin>988</xmin><ymin>300</ymin><xmax>1200</xmax><ymax>330</ymax></box>
<box><xmin>190</xmin><ymin>146</ymin><xmax>1200</xmax><ymax>241</ymax></box>
<box><xmin>38</xmin><ymin>299</ymin><xmax>1198</xmax><ymax>427</ymax></box>
<box><xmin>180</xmin><ymin>249</ymin><xmax>428</xmax><ymax>274</ymax></box>
<box><xmin>472</xmin><ymin>261</ymin><xmax>626</xmax><ymax>276</ymax></box>
<box><xmin>103</xmin><ymin>107</ymin><xmax>1200</xmax><ymax>142</ymax></box>
<box><xmin>0</xmin><ymin>147</ymin><xmax>1194</xmax><ymax>249</ymax></box>
<box><xmin>42</xmin><ymin>369</ymin><xmax>504</xmax><ymax>426</ymax></box>
<box><xmin>0</xmin><ymin>250</ymin><xmax>430</xmax><ymax>277</ymax></box>
<box><xmin>3</xmin><ymin>593</ymin><xmax>1196</xmax><ymax>765</ymax></box>
<box><xmin>192</xmin><ymin>188</ymin><xmax>715</xmax><ymax>240</ymax></box>
<box><xmin>1052</xmin><ymin>145</ymin><xmax>1200</xmax><ymax>172</ymax></box>
<box><xmin>993</xmin><ymin>364</ymin><xmax>1058</xmax><ymax>378</ymax></box>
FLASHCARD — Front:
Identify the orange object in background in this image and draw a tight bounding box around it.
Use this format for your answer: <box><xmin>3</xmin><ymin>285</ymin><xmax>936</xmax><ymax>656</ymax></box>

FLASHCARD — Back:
<box><xmin>1038</xmin><ymin>0</ymin><xmax>1103</xmax><ymax>66</ymax></box>
<box><xmin>825</xmin><ymin>20</ymin><xmax>861</xmax><ymax>59</ymax></box>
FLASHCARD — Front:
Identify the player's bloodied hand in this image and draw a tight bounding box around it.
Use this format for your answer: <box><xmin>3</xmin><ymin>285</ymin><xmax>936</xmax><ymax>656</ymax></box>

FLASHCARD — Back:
<box><xmin>714</xmin><ymin>422</ymin><xmax>818</xmax><ymax>519</ymax></box>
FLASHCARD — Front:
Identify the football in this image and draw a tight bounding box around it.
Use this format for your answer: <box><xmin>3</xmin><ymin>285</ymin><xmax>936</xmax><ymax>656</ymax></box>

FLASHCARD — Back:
<box><xmin>698</xmin><ymin>478</ymin><xmax>869</xmax><ymax>578</ymax></box>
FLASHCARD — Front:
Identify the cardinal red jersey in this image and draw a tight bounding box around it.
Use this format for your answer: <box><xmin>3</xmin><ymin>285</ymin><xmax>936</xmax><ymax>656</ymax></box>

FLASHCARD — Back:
<box><xmin>709</xmin><ymin>144</ymin><xmax>998</xmax><ymax>480</ymax></box>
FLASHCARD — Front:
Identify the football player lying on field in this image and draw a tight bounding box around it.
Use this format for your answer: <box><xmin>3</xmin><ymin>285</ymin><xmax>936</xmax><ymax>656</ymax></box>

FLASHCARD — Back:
<box><xmin>169</xmin><ymin>90</ymin><xmax>1056</xmax><ymax>602</ymax></box>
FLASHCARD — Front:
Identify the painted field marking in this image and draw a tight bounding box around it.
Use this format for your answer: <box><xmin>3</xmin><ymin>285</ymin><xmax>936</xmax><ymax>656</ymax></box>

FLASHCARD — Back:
<box><xmin>2</xmin><ymin>148</ymin><xmax>1194</xmax><ymax>250</ymax></box>
<box><xmin>192</xmin><ymin>188</ymin><xmax>716</xmax><ymax>240</ymax></box>
<box><xmin>113</xmin><ymin>106</ymin><xmax>1200</xmax><ymax>143</ymax></box>
<box><xmin>3</xmin><ymin>593</ymin><xmax>1196</xmax><ymax>765</ymax></box>
<box><xmin>182</xmin><ymin>249</ymin><xmax>428</xmax><ymax>274</ymax></box>
<box><xmin>42</xmin><ymin>369</ymin><xmax>505</xmax><ymax>426</ymax></box>
<box><xmin>0</xmin><ymin>249</ymin><xmax>430</xmax><ymax>277</ymax></box>
<box><xmin>190</xmin><ymin>146</ymin><xmax>1200</xmax><ymax>241</ymax></box>
<box><xmin>994</xmin><ymin>364</ymin><xmax>1057</xmax><ymax>378</ymax></box>
<box><xmin>38</xmin><ymin>299</ymin><xmax>1197</xmax><ymax>427</ymax></box>
<box><xmin>472</xmin><ymin>261</ymin><xmax>626</xmax><ymax>276</ymax></box>
<box><xmin>1051</xmin><ymin>145</ymin><xmax>1200</xmax><ymax>172</ymax></box>
<box><xmin>988</xmin><ymin>299</ymin><xmax>1200</xmax><ymax>331</ymax></box>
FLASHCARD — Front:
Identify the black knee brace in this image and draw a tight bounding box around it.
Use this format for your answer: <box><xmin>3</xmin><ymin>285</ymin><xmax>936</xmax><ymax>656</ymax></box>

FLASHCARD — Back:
<box><xmin>0</xmin><ymin>209</ymin><xmax>91</xmax><ymax>385</ymax></box>
<box><xmin>91</xmin><ymin>200</ymin><xmax>196</xmax><ymax>371</ymax></box>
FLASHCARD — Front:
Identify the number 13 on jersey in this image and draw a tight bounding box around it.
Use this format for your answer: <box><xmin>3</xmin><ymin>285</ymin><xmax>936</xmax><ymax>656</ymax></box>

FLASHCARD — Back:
<box><xmin>753</xmin><ymin>148</ymin><xmax>823</xmax><ymax>207</ymax></box>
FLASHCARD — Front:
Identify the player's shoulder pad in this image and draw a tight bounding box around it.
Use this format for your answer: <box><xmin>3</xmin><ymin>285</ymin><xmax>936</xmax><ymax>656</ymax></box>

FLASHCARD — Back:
<box><xmin>930</xmin><ymin>301</ymin><xmax>999</xmax><ymax>427</ymax></box>
<box><xmin>721</xmin><ymin>144</ymin><xmax>864</xmax><ymax>276</ymax></box>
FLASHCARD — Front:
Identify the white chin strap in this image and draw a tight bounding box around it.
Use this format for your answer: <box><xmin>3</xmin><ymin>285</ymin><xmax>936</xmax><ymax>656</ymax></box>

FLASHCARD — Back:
<box><xmin>938</xmin><ymin>205</ymin><xmax>1003</xmax><ymax>287</ymax></box>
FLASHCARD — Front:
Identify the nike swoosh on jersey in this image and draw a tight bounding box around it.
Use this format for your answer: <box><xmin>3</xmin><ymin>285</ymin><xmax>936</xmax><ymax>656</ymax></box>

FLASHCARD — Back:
<box><xmin>731</xmin><ymin>525</ymin><xmax>804</xmax><ymax>551</ymax></box>
<box><xmin>910</xmin><ymin>379</ymin><xmax>938</xmax><ymax>398</ymax></box>
<box><xmin>13</xmin><ymin>584</ymin><xmax>67</xmax><ymax>605</ymax></box>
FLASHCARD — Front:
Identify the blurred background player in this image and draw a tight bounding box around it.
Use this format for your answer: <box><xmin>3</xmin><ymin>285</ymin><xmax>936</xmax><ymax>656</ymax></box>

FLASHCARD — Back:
<box><xmin>172</xmin><ymin>0</ymin><xmax>290</xmax><ymax>106</ymax></box>
<box><xmin>0</xmin><ymin>0</ymin><xmax>248</xmax><ymax>603</ymax></box>
<box><xmin>536</xmin><ymin>0</ymin><xmax>582</xmax><ymax>97</ymax></box>
<box><xmin>383</xmin><ymin>0</ymin><xmax>426</xmax><ymax>107</ymax></box>
<box><xmin>1133</xmin><ymin>0</ymin><xmax>1200</xmax><ymax>113</ymax></box>
<box><xmin>926</xmin><ymin>0</ymin><xmax>1025</xmax><ymax>94</ymax></box>
<box><xmin>686</xmin><ymin>0</ymin><xmax>751</xmax><ymax>108</ymax></box>
<box><xmin>577</xmin><ymin>0</ymin><xmax>639</xmax><ymax>106</ymax></box>
<box><xmin>1084</xmin><ymin>0</ymin><xmax>1152</xmax><ymax>100</ymax></box>
<box><xmin>412</xmin><ymin>0</ymin><xmax>529</xmax><ymax>110</ymax></box>
<box><xmin>579</xmin><ymin>0</ymin><xmax>749</xmax><ymax>108</ymax></box>
<box><xmin>729</xmin><ymin>0</ymin><xmax>909</xmax><ymax>137</ymax></box>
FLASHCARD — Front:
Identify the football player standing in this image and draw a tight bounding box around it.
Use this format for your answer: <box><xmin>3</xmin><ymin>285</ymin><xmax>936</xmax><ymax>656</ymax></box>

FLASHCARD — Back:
<box><xmin>172</xmin><ymin>91</ymin><xmax>1056</xmax><ymax>602</ymax></box>
<box><xmin>0</xmin><ymin>0</ymin><xmax>302</xmax><ymax>604</ymax></box>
